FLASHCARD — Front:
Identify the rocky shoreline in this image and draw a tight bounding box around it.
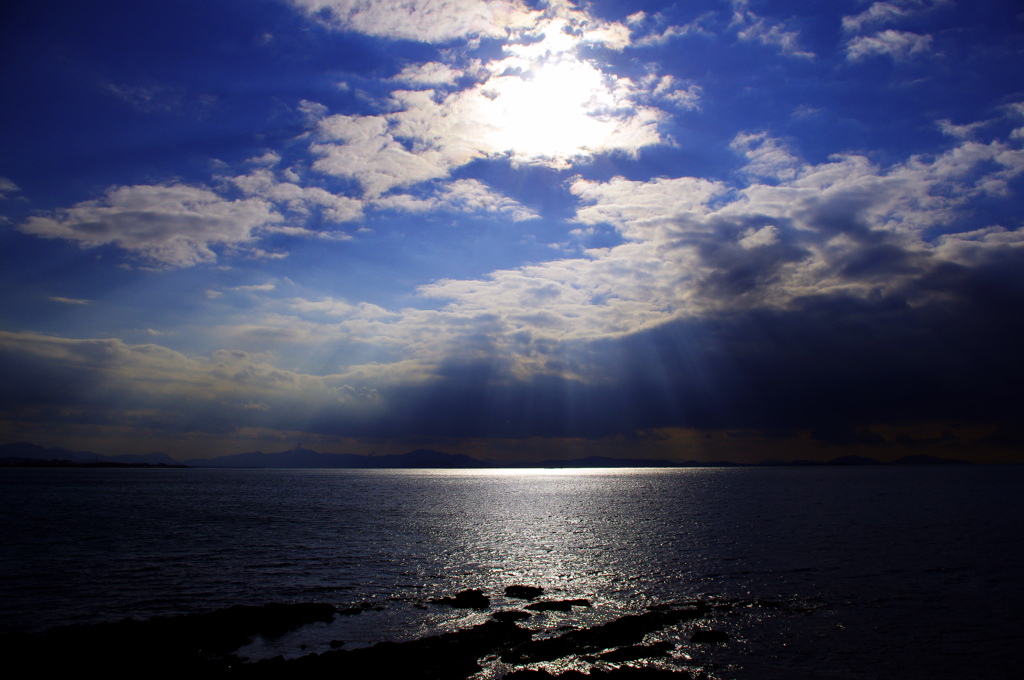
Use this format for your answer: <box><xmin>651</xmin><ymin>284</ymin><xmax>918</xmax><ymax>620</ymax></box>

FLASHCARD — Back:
<box><xmin>0</xmin><ymin>587</ymin><xmax>787</xmax><ymax>678</ymax></box>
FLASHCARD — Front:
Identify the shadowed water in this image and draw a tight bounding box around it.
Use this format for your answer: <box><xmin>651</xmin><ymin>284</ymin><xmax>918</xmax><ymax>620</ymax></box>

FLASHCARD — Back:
<box><xmin>1</xmin><ymin>466</ymin><xmax>1021</xmax><ymax>678</ymax></box>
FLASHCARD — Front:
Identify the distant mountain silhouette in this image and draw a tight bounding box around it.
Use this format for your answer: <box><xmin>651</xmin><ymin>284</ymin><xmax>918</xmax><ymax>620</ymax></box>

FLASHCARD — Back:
<box><xmin>182</xmin><ymin>447</ymin><xmax>491</xmax><ymax>469</ymax></box>
<box><xmin>185</xmin><ymin>448</ymin><xmax>365</xmax><ymax>468</ymax></box>
<box><xmin>102</xmin><ymin>451</ymin><xmax>180</xmax><ymax>465</ymax></box>
<box><xmin>1</xmin><ymin>442</ymin><xmax>977</xmax><ymax>468</ymax></box>
<box><xmin>826</xmin><ymin>455</ymin><xmax>883</xmax><ymax>466</ymax></box>
<box><xmin>0</xmin><ymin>442</ymin><xmax>97</xmax><ymax>463</ymax></box>
<box><xmin>0</xmin><ymin>442</ymin><xmax>183</xmax><ymax>467</ymax></box>
<box><xmin>889</xmin><ymin>454</ymin><xmax>973</xmax><ymax>465</ymax></box>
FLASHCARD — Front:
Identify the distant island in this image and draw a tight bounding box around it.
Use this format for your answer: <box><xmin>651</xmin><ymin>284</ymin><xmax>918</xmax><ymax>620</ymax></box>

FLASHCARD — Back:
<box><xmin>0</xmin><ymin>442</ymin><xmax>974</xmax><ymax>469</ymax></box>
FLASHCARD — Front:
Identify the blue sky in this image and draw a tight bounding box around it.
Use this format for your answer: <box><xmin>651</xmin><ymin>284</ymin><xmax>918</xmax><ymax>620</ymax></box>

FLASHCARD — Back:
<box><xmin>2</xmin><ymin>0</ymin><xmax>1024</xmax><ymax>462</ymax></box>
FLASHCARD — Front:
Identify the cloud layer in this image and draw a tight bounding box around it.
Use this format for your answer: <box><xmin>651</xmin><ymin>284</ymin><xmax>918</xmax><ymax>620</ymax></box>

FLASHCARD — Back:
<box><xmin>3</xmin><ymin>0</ymin><xmax>1024</xmax><ymax>460</ymax></box>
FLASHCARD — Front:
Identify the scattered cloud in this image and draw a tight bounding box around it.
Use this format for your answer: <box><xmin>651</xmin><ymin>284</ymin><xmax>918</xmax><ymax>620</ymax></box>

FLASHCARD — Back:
<box><xmin>20</xmin><ymin>184</ymin><xmax>282</xmax><ymax>267</ymax></box>
<box><xmin>229</xmin><ymin>168</ymin><xmax>364</xmax><ymax>223</ymax></box>
<box><xmin>846</xmin><ymin>29</ymin><xmax>933</xmax><ymax>61</ymax></box>
<box><xmin>104</xmin><ymin>82</ymin><xmax>217</xmax><ymax>116</ymax></box>
<box><xmin>393</xmin><ymin>62</ymin><xmax>463</xmax><ymax>87</ymax></box>
<box><xmin>231</xmin><ymin>283</ymin><xmax>277</xmax><ymax>293</ymax></box>
<box><xmin>731</xmin><ymin>132</ymin><xmax>801</xmax><ymax>181</ymax></box>
<box><xmin>6</xmin><ymin>0</ymin><xmax>1024</xmax><ymax>456</ymax></box>
<box><xmin>842</xmin><ymin>0</ymin><xmax>951</xmax><ymax>34</ymax></box>
<box><xmin>730</xmin><ymin>1</ymin><xmax>814</xmax><ymax>59</ymax></box>
<box><xmin>0</xmin><ymin>177</ymin><xmax>20</xmax><ymax>200</ymax></box>
<box><xmin>373</xmin><ymin>179</ymin><xmax>538</xmax><ymax>221</ymax></box>
<box><xmin>287</xmin><ymin>0</ymin><xmax>541</xmax><ymax>43</ymax></box>
<box><xmin>937</xmin><ymin>118</ymin><xmax>987</xmax><ymax>140</ymax></box>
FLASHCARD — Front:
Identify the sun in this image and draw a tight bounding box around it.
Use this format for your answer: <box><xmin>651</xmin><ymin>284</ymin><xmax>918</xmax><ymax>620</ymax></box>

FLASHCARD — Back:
<box><xmin>473</xmin><ymin>22</ymin><xmax>630</xmax><ymax>166</ymax></box>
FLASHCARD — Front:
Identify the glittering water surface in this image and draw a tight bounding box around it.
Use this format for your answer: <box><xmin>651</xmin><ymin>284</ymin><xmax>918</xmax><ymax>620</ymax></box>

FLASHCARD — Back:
<box><xmin>1</xmin><ymin>466</ymin><xmax>1021</xmax><ymax>678</ymax></box>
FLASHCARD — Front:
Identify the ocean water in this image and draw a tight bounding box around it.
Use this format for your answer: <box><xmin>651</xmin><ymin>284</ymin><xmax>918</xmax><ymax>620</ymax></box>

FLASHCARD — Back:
<box><xmin>1</xmin><ymin>465</ymin><xmax>1021</xmax><ymax>678</ymax></box>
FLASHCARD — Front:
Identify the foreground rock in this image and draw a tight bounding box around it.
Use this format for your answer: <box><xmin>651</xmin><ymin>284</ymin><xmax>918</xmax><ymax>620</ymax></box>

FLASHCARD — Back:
<box><xmin>505</xmin><ymin>669</ymin><xmax>691</xmax><ymax>679</ymax></box>
<box><xmin>524</xmin><ymin>598</ymin><xmax>592</xmax><ymax>612</ymax></box>
<box><xmin>501</xmin><ymin>604</ymin><xmax>709</xmax><ymax>665</ymax></box>
<box><xmin>431</xmin><ymin>588</ymin><xmax>491</xmax><ymax>609</ymax></box>
<box><xmin>239</xmin><ymin>618</ymin><xmax>532</xmax><ymax>679</ymax></box>
<box><xmin>505</xmin><ymin>585</ymin><xmax>545</xmax><ymax>600</ymax></box>
<box><xmin>0</xmin><ymin>592</ymin><xmax>755</xmax><ymax>678</ymax></box>
<box><xmin>0</xmin><ymin>602</ymin><xmax>337</xmax><ymax>674</ymax></box>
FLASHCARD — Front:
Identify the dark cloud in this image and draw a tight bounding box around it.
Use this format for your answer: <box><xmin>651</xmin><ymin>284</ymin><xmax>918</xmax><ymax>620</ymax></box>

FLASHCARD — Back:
<box><xmin>3</xmin><ymin>244</ymin><xmax>1022</xmax><ymax>454</ymax></box>
<box><xmin>324</xmin><ymin>252</ymin><xmax>1024</xmax><ymax>441</ymax></box>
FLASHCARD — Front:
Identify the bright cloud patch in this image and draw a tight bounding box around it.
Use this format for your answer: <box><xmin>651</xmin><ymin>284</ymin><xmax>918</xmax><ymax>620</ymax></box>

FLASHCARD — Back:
<box><xmin>846</xmin><ymin>30</ymin><xmax>933</xmax><ymax>61</ymax></box>
<box><xmin>21</xmin><ymin>184</ymin><xmax>281</xmax><ymax>267</ymax></box>
<box><xmin>310</xmin><ymin>23</ymin><xmax>669</xmax><ymax>186</ymax></box>
<box><xmin>373</xmin><ymin>179</ymin><xmax>538</xmax><ymax>221</ymax></box>
<box><xmin>288</xmin><ymin>0</ymin><xmax>540</xmax><ymax>43</ymax></box>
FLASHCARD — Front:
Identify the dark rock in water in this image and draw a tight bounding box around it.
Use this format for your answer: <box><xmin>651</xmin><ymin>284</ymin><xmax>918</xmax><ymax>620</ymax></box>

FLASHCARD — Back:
<box><xmin>492</xmin><ymin>610</ymin><xmax>532</xmax><ymax>622</ymax></box>
<box><xmin>0</xmin><ymin>602</ymin><xmax>338</xmax><ymax>674</ymax></box>
<box><xmin>525</xmin><ymin>598</ymin><xmax>591</xmax><ymax>612</ymax></box>
<box><xmin>505</xmin><ymin>585</ymin><xmax>545</xmax><ymax>600</ymax></box>
<box><xmin>690</xmin><ymin>629</ymin><xmax>730</xmax><ymax>643</ymax></box>
<box><xmin>432</xmin><ymin>589</ymin><xmax>490</xmax><ymax>609</ymax></box>
<box><xmin>503</xmin><ymin>604</ymin><xmax>709</xmax><ymax>664</ymax></box>
<box><xmin>241</xmin><ymin>618</ymin><xmax>531</xmax><ymax>679</ymax></box>
<box><xmin>505</xmin><ymin>668</ymin><xmax>691</xmax><ymax>678</ymax></box>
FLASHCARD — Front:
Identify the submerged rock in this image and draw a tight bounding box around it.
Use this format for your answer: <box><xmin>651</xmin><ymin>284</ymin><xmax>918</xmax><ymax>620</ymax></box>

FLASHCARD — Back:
<box><xmin>505</xmin><ymin>585</ymin><xmax>545</xmax><ymax>600</ymax></box>
<box><xmin>0</xmin><ymin>602</ymin><xmax>338</xmax><ymax>674</ymax></box>
<box><xmin>1</xmin><ymin>595</ymin><xmax>761</xmax><ymax>678</ymax></box>
<box><xmin>240</xmin><ymin>618</ymin><xmax>531</xmax><ymax>679</ymax></box>
<box><xmin>502</xmin><ymin>604</ymin><xmax>708</xmax><ymax>664</ymax></box>
<box><xmin>432</xmin><ymin>589</ymin><xmax>491</xmax><ymax>610</ymax></box>
<box><xmin>505</xmin><ymin>668</ymin><xmax>691</xmax><ymax>678</ymax></box>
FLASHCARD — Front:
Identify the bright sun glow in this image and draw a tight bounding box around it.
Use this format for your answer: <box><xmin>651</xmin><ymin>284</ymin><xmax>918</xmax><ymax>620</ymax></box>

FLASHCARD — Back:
<box><xmin>484</xmin><ymin>59</ymin><xmax>617</xmax><ymax>162</ymax></box>
<box><xmin>474</xmin><ymin>23</ymin><xmax>628</xmax><ymax>166</ymax></box>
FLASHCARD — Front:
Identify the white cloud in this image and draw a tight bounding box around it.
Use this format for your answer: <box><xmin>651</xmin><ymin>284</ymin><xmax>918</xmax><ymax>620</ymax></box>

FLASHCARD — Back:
<box><xmin>21</xmin><ymin>184</ymin><xmax>282</xmax><ymax>267</ymax></box>
<box><xmin>231</xmin><ymin>283</ymin><xmax>276</xmax><ymax>293</ymax></box>
<box><xmin>230</xmin><ymin>168</ymin><xmax>364</xmax><ymax>223</ymax></box>
<box><xmin>0</xmin><ymin>177</ymin><xmax>20</xmax><ymax>199</ymax></box>
<box><xmin>937</xmin><ymin>119</ymin><xmax>987</xmax><ymax>140</ymax></box>
<box><xmin>287</xmin><ymin>0</ymin><xmax>540</xmax><ymax>43</ymax></box>
<box><xmin>311</xmin><ymin>49</ymin><xmax>668</xmax><ymax>190</ymax></box>
<box><xmin>738</xmin><ymin>224</ymin><xmax>780</xmax><ymax>249</ymax></box>
<box><xmin>846</xmin><ymin>30</ymin><xmax>933</xmax><ymax>61</ymax></box>
<box><xmin>247</xmin><ymin>151</ymin><xmax>282</xmax><ymax>166</ymax></box>
<box><xmin>298</xmin><ymin>99</ymin><xmax>329</xmax><ymax>121</ymax></box>
<box><xmin>288</xmin><ymin>296</ymin><xmax>355</xmax><ymax>316</ymax></box>
<box><xmin>0</xmin><ymin>330</ymin><xmax>391</xmax><ymax>424</ymax></box>
<box><xmin>842</xmin><ymin>1</ymin><xmax>950</xmax><ymax>33</ymax></box>
<box><xmin>312</xmin><ymin>113</ymin><xmax>450</xmax><ymax>196</ymax></box>
<box><xmin>393</xmin><ymin>62</ymin><xmax>462</xmax><ymax>87</ymax></box>
<box><xmin>731</xmin><ymin>132</ymin><xmax>801</xmax><ymax>181</ymax></box>
<box><xmin>730</xmin><ymin>1</ymin><xmax>814</xmax><ymax>59</ymax></box>
<box><xmin>373</xmin><ymin>179</ymin><xmax>538</xmax><ymax>221</ymax></box>
<box><xmin>49</xmin><ymin>296</ymin><xmax>91</xmax><ymax>305</ymax></box>
<box><xmin>571</xmin><ymin>175</ymin><xmax>727</xmax><ymax>235</ymax></box>
<box><xmin>377</xmin><ymin>127</ymin><xmax>1024</xmax><ymax>376</ymax></box>
<box><xmin>631</xmin><ymin>74</ymin><xmax>702</xmax><ymax>111</ymax></box>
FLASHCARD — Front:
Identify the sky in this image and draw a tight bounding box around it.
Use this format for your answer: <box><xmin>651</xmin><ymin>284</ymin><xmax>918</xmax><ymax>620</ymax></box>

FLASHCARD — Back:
<box><xmin>2</xmin><ymin>0</ymin><xmax>1024</xmax><ymax>463</ymax></box>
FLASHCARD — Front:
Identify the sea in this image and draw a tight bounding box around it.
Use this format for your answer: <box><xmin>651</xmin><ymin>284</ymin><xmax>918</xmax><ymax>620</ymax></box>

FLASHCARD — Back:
<box><xmin>1</xmin><ymin>465</ymin><xmax>1021</xmax><ymax>679</ymax></box>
